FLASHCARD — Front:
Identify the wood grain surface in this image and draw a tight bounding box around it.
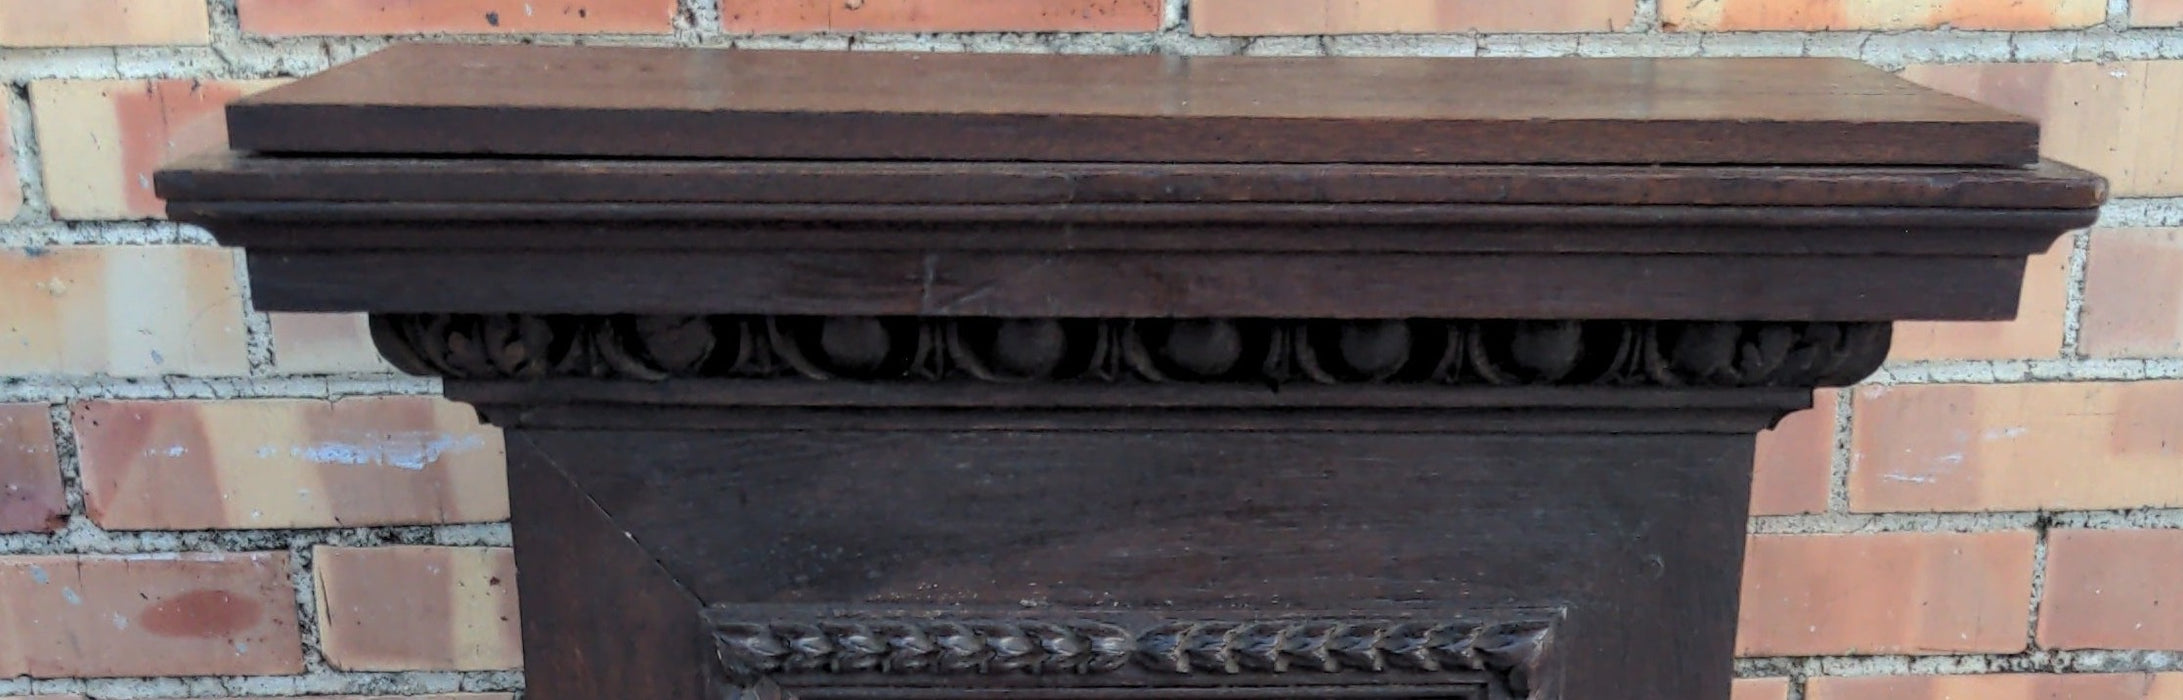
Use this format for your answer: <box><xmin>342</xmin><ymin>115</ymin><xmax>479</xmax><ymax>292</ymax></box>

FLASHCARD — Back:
<box><xmin>225</xmin><ymin>43</ymin><xmax>2040</xmax><ymax>165</ymax></box>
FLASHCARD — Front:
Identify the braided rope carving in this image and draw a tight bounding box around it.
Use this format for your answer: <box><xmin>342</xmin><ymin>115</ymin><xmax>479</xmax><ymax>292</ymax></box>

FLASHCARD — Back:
<box><xmin>713</xmin><ymin>619</ymin><xmax>1549</xmax><ymax>688</ymax></box>
<box><xmin>716</xmin><ymin>621</ymin><xmax>1135</xmax><ymax>678</ymax></box>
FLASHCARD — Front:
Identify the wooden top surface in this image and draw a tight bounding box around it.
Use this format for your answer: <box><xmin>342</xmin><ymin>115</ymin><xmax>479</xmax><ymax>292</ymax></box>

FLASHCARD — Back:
<box><xmin>227</xmin><ymin>44</ymin><xmax>2039</xmax><ymax>166</ymax></box>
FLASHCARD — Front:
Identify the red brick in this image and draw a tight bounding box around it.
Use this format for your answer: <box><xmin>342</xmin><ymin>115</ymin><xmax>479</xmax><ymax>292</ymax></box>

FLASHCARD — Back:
<box><xmin>725</xmin><ymin>0</ymin><xmax>1159</xmax><ymax>33</ymax></box>
<box><xmin>0</xmin><ymin>0</ymin><xmax>210</xmax><ymax>47</ymax></box>
<box><xmin>2082</xmin><ymin>228</ymin><xmax>2183</xmax><ymax>358</ymax></box>
<box><xmin>1903</xmin><ymin>62</ymin><xmax>2183</xmax><ymax>198</ymax></box>
<box><xmin>1751</xmin><ymin>389</ymin><xmax>1834</xmax><ymax>516</ymax></box>
<box><xmin>239</xmin><ymin>0</ymin><xmax>676</xmax><ymax>36</ymax></box>
<box><xmin>315</xmin><ymin>546</ymin><xmax>521</xmax><ymax>671</ymax></box>
<box><xmin>0</xmin><ymin>404</ymin><xmax>65</xmax><ymax>533</ymax></box>
<box><xmin>0</xmin><ymin>553</ymin><xmax>301</xmax><ymax>677</ymax></box>
<box><xmin>1661</xmin><ymin>0</ymin><xmax>2101</xmax><ymax>30</ymax></box>
<box><xmin>1808</xmin><ymin>673</ymin><xmax>2183</xmax><ymax>699</ymax></box>
<box><xmin>0</xmin><ymin>108</ymin><xmax>19</xmax><ymax>222</ymax></box>
<box><xmin>1849</xmin><ymin>382</ymin><xmax>2183</xmax><ymax>513</ymax></box>
<box><xmin>74</xmin><ymin>397</ymin><xmax>507</xmax><ymax>530</ymax></box>
<box><xmin>2137</xmin><ymin>0</ymin><xmax>2183</xmax><ymax>25</ymax></box>
<box><xmin>1192</xmin><ymin>0</ymin><xmax>1632</xmax><ymax>34</ymax></box>
<box><xmin>1737</xmin><ymin>532</ymin><xmax>2034</xmax><ymax>656</ymax></box>
<box><xmin>2040</xmin><ymin>529</ymin><xmax>2183</xmax><ymax>651</ymax></box>
<box><xmin>270</xmin><ymin>313</ymin><xmax>399</xmax><ymax>374</ymax></box>
<box><xmin>1890</xmin><ymin>232</ymin><xmax>2072</xmax><ymax>362</ymax></box>
<box><xmin>1734</xmin><ymin>678</ymin><xmax>1793</xmax><ymax>700</ymax></box>
<box><xmin>30</xmin><ymin>79</ymin><xmax>286</xmax><ymax>220</ymax></box>
<box><xmin>0</xmin><ymin>246</ymin><xmax>250</xmax><ymax>376</ymax></box>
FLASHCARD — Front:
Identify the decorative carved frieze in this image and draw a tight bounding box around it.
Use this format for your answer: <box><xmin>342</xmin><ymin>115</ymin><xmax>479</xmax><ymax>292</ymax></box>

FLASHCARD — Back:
<box><xmin>709</xmin><ymin>615</ymin><xmax>1553</xmax><ymax>699</ymax></box>
<box><xmin>371</xmin><ymin>313</ymin><xmax>1889</xmax><ymax>388</ymax></box>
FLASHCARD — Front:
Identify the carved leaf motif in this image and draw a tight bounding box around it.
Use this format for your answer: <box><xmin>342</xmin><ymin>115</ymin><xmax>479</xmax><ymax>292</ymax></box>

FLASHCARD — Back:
<box><xmin>710</xmin><ymin>617</ymin><xmax>1550</xmax><ymax>687</ymax></box>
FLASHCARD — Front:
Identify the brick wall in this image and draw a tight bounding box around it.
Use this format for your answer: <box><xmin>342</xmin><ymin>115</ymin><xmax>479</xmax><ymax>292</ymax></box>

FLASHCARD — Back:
<box><xmin>1</xmin><ymin>1</ymin><xmax>2180</xmax><ymax>698</ymax></box>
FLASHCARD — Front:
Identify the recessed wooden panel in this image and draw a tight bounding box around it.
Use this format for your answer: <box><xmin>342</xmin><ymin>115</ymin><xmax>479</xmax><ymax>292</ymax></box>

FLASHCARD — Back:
<box><xmin>514</xmin><ymin>416</ymin><xmax>1762</xmax><ymax>700</ymax></box>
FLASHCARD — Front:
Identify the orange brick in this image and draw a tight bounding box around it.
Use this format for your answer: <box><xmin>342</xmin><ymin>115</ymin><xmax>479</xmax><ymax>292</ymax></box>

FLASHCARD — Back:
<box><xmin>239</xmin><ymin>0</ymin><xmax>675</xmax><ymax>36</ymax></box>
<box><xmin>0</xmin><ymin>108</ymin><xmax>19</xmax><ymax>222</ymax></box>
<box><xmin>1849</xmin><ymin>382</ymin><xmax>2183</xmax><ymax>512</ymax></box>
<box><xmin>0</xmin><ymin>404</ymin><xmax>65</xmax><ymax>533</ymax></box>
<box><xmin>725</xmin><ymin>0</ymin><xmax>1159</xmax><ymax>33</ymax></box>
<box><xmin>1751</xmin><ymin>389</ymin><xmax>1834</xmax><ymax>516</ymax></box>
<box><xmin>1661</xmin><ymin>0</ymin><xmax>2101</xmax><ymax>30</ymax></box>
<box><xmin>0</xmin><ymin>246</ymin><xmax>249</xmax><ymax>376</ymax></box>
<box><xmin>29</xmin><ymin>79</ymin><xmax>287</xmax><ymax>220</ymax></box>
<box><xmin>315</xmin><ymin>546</ymin><xmax>521</xmax><ymax>671</ymax></box>
<box><xmin>2138</xmin><ymin>0</ymin><xmax>2183</xmax><ymax>25</ymax></box>
<box><xmin>270</xmin><ymin>313</ymin><xmax>398</xmax><ymax>374</ymax></box>
<box><xmin>1192</xmin><ymin>0</ymin><xmax>1631</xmax><ymax>34</ymax></box>
<box><xmin>2082</xmin><ymin>228</ymin><xmax>2183</xmax><ymax>357</ymax></box>
<box><xmin>1890</xmin><ymin>232</ymin><xmax>2072</xmax><ymax>362</ymax></box>
<box><xmin>1737</xmin><ymin>532</ymin><xmax>2034</xmax><ymax>656</ymax></box>
<box><xmin>0</xmin><ymin>0</ymin><xmax>210</xmax><ymax>46</ymax></box>
<box><xmin>2040</xmin><ymin>529</ymin><xmax>2183</xmax><ymax>650</ymax></box>
<box><xmin>74</xmin><ymin>397</ymin><xmax>507</xmax><ymax>530</ymax></box>
<box><xmin>1734</xmin><ymin>678</ymin><xmax>1793</xmax><ymax>700</ymax></box>
<box><xmin>1903</xmin><ymin>62</ymin><xmax>2183</xmax><ymax>198</ymax></box>
<box><xmin>0</xmin><ymin>553</ymin><xmax>301</xmax><ymax>677</ymax></box>
<box><xmin>1808</xmin><ymin>672</ymin><xmax>2183</xmax><ymax>699</ymax></box>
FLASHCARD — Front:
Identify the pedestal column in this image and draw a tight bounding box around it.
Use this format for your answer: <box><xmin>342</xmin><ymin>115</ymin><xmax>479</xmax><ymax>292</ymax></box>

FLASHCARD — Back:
<box><xmin>365</xmin><ymin>314</ymin><xmax>1888</xmax><ymax>700</ymax></box>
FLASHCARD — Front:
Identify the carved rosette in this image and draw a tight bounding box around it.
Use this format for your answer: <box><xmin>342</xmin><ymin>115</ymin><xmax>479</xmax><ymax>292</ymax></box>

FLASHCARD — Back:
<box><xmin>711</xmin><ymin>617</ymin><xmax>1552</xmax><ymax>697</ymax></box>
<box><xmin>370</xmin><ymin>314</ymin><xmax>1888</xmax><ymax>388</ymax></box>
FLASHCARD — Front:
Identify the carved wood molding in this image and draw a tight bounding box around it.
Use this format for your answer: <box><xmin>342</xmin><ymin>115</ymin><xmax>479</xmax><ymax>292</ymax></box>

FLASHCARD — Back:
<box><xmin>371</xmin><ymin>314</ymin><xmax>1889</xmax><ymax>388</ymax></box>
<box><xmin>709</xmin><ymin>614</ymin><xmax>1553</xmax><ymax>699</ymax></box>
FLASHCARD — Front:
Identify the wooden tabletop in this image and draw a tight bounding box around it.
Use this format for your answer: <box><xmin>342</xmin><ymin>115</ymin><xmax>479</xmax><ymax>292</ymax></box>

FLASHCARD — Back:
<box><xmin>227</xmin><ymin>43</ymin><xmax>2038</xmax><ymax>166</ymax></box>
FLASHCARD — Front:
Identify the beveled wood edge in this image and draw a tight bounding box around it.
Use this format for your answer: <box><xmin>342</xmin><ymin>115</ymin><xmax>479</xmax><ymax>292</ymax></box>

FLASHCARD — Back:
<box><xmin>192</xmin><ymin>219</ymin><xmax>2073</xmax><ymax>258</ymax></box>
<box><xmin>224</xmin><ymin>102</ymin><xmax>2043</xmax><ymax>168</ymax></box>
<box><xmin>153</xmin><ymin>151</ymin><xmax>2107</xmax><ymax>210</ymax></box>
<box><xmin>453</xmin><ymin>380</ymin><xmax>1818</xmax><ymax>411</ymax></box>
<box><xmin>163</xmin><ymin>201</ymin><xmax>2104</xmax><ymax>232</ymax></box>
<box><xmin>468</xmin><ymin>403</ymin><xmax>1809</xmax><ymax>435</ymax></box>
<box><xmin>234</xmin><ymin>249</ymin><xmax>2037</xmax><ymax>320</ymax></box>
<box><xmin>456</xmin><ymin>382</ymin><xmax>1814</xmax><ymax>435</ymax></box>
<box><xmin>504</xmin><ymin>432</ymin><xmax>717</xmax><ymax>700</ymax></box>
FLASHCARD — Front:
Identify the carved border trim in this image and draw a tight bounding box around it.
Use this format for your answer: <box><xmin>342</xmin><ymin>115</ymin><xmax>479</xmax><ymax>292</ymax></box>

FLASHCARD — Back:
<box><xmin>709</xmin><ymin>616</ymin><xmax>1552</xmax><ymax>699</ymax></box>
<box><xmin>372</xmin><ymin>314</ymin><xmax>1889</xmax><ymax>389</ymax></box>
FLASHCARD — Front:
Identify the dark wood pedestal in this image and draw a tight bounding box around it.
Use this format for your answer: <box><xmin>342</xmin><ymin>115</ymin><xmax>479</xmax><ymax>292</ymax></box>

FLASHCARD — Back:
<box><xmin>483</xmin><ymin>380</ymin><xmax>1791</xmax><ymax>700</ymax></box>
<box><xmin>159</xmin><ymin>44</ymin><xmax>2102</xmax><ymax>700</ymax></box>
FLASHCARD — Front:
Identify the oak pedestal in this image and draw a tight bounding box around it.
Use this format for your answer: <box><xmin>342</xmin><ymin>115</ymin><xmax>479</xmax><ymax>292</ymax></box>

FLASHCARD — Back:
<box><xmin>158</xmin><ymin>44</ymin><xmax>2104</xmax><ymax>700</ymax></box>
